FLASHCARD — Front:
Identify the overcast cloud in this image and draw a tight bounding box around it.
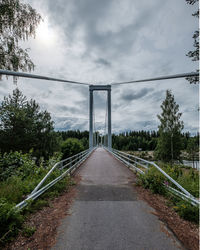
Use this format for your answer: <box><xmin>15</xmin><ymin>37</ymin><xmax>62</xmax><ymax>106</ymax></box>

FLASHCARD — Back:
<box><xmin>0</xmin><ymin>0</ymin><xmax>199</xmax><ymax>134</ymax></box>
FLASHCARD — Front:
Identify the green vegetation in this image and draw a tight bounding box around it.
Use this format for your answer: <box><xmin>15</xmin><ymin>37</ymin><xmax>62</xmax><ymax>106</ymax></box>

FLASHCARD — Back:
<box><xmin>185</xmin><ymin>0</ymin><xmax>199</xmax><ymax>84</ymax></box>
<box><xmin>138</xmin><ymin>167</ymin><xmax>166</xmax><ymax>195</ymax></box>
<box><xmin>0</xmin><ymin>151</ymin><xmax>73</xmax><ymax>245</ymax></box>
<box><xmin>112</xmin><ymin>131</ymin><xmax>199</xmax><ymax>157</ymax></box>
<box><xmin>57</xmin><ymin>130</ymin><xmax>89</xmax><ymax>149</ymax></box>
<box><xmin>137</xmin><ymin>164</ymin><xmax>199</xmax><ymax>223</ymax></box>
<box><xmin>61</xmin><ymin>138</ymin><xmax>84</xmax><ymax>159</ymax></box>
<box><xmin>173</xmin><ymin>201</ymin><xmax>199</xmax><ymax>223</ymax></box>
<box><xmin>0</xmin><ymin>88</ymin><xmax>60</xmax><ymax>160</ymax></box>
<box><xmin>112</xmin><ymin>131</ymin><xmax>159</xmax><ymax>151</ymax></box>
<box><xmin>0</xmin><ymin>0</ymin><xmax>41</xmax><ymax>73</ymax></box>
<box><xmin>155</xmin><ymin>90</ymin><xmax>184</xmax><ymax>162</ymax></box>
<box><xmin>22</xmin><ymin>226</ymin><xmax>36</xmax><ymax>237</ymax></box>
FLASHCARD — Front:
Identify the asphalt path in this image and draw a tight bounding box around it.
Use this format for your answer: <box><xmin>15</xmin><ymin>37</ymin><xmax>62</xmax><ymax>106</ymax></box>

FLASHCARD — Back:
<box><xmin>52</xmin><ymin>148</ymin><xmax>183</xmax><ymax>250</ymax></box>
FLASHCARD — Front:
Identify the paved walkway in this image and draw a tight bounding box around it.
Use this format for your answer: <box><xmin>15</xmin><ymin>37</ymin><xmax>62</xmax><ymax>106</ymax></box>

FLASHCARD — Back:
<box><xmin>52</xmin><ymin>148</ymin><xmax>183</xmax><ymax>250</ymax></box>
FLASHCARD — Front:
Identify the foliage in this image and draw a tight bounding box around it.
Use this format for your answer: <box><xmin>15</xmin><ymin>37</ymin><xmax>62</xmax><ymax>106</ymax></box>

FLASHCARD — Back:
<box><xmin>138</xmin><ymin>167</ymin><xmax>166</xmax><ymax>195</ymax></box>
<box><xmin>185</xmin><ymin>0</ymin><xmax>199</xmax><ymax>83</ymax></box>
<box><xmin>22</xmin><ymin>225</ymin><xmax>36</xmax><ymax>237</ymax></box>
<box><xmin>155</xmin><ymin>90</ymin><xmax>184</xmax><ymax>162</ymax></box>
<box><xmin>0</xmin><ymin>0</ymin><xmax>41</xmax><ymax>73</ymax></box>
<box><xmin>173</xmin><ymin>201</ymin><xmax>199</xmax><ymax>223</ymax></box>
<box><xmin>0</xmin><ymin>88</ymin><xmax>60</xmax><ymax>159</ymax></box>
<box><xmin>0</xmin><ymin>151</ymin><xmax>35</xmax><ymax>181</ymax></box>
<box><xmin>137</xmin><ymin>163</ymin><xmax>199</xmax><ymax>223</ymax></box>
<box><xmin>0</xmin><ymin>150</ymin><xmax>73</xmax><ymax>245</ymax></box>
<box><xmin>112</xmin><ymin>130</ymin><xmax>198</xmax><ymax>155</ymax></box>
<box><xmin>0</xmin><ymin>198</ymin><xmax>23</xmax><ymax>243</ymax></box>
<box><xmin>61</xmin><ymin>138</ymin><xmax>84</xmax><ymax>159</ymax></box>
<box><xmin>156</xmin><ymin>162</ymin><xmax>199</xmax><ymax>198</ymax></box>
<box><xmin>186</xmin><ymin>137</ymin><xmax>199</xmax><ymax>162</ymax></box>
<box><xmin>57</xmin><ymin>130</ymin><xmax>89</xmax><ymax>150</ymax></box>
<box><xmin>113</xmin><ymin>130</ymin><xmax>159</xmax><ymax>151</ymax></box>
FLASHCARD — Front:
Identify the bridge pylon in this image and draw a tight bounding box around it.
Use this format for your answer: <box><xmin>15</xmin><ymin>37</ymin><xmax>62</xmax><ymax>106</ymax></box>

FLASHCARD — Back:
<box><xmin>89</xmin><ymin>85</ymin><xmax>112</xmax><ymax>149</ymax></box>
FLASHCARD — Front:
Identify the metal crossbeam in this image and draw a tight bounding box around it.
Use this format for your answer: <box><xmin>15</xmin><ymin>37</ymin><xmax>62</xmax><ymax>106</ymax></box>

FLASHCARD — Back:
<box><xmin>0</xmin><ymin>69</ymin><xmax>90</xmax><ymax>86</ymax></box>
<box><xmin>111</xmin><ymin>72</ymin><xmax>199</xmax><ymax>85</ymax></box>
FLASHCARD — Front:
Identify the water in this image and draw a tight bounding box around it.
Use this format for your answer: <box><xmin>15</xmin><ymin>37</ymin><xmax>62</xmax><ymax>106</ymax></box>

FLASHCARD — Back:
<box><xmin>182</xmin><ymin>160</ymin><xmax>199</xmax><ymax>170</ymax></box>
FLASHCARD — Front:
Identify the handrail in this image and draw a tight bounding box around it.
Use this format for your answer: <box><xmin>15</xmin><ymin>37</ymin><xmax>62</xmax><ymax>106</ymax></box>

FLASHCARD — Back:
<box><xmin>31</xmin><ymin>148</ymin><xmax>90</xmax><ymax>194</ymax></box>
<box><xmin>105</xmin><ymin>147</ymin><xmax>199</xmax><ymax>206</ymax></box>
<box><xmin>16</xmin><ymin>147</ymin><xmax>95</xmax><ymax>210</ymax></box>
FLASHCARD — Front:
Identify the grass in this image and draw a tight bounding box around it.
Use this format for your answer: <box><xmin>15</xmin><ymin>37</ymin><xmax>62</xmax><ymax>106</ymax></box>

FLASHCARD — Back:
<box><xmin>0</xmin><ymin>151</ymin><xmax>74</xmax><ymax>246</ymax></box>
<box><xmin>137</xmin><ymin>164</ymin><xmax>199</xmax><ymax>224</ymax></box>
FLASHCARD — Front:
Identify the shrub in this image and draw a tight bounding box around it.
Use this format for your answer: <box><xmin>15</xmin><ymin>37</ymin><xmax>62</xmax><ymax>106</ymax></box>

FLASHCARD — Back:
<box><xmin>138</xmin><ymin>167</ymin><xmax>166</xmax><ymax>195</ymax></box>
<box><xmin>61</xmin><ymin>138</ymin><xmax>84</xmax><ymax>159</ymax></box>
<box><xmin>0</xmin><ymin>151</ymin><xmax>36</xmax><ymax>181</ymax></box>
<box><xmin>22</xmin><ymin>226</ymin><xmax>36</xmax><ymax>237</ymax></box>
<box><xmin>0</xmin><ymin>151</ymin><xmax>74</xmax><ymax>244</ymax></box>
<box><xmin>173</xmin><ymin>201</ymin><xmax>199</xmax><ymax>223</ymax></box>
<box><xmin>0</xmin><ymin>198</ymin><xmax>23</xmax><ymax>243</ymax></box>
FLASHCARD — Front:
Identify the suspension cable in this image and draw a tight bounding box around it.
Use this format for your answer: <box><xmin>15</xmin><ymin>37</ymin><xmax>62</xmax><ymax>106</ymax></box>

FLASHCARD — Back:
<box><xmin>110</xmin><ymin>72</ymin><xmax>199</xmax><ymax>86</ymax></box>
<box><xmin>0</xmin><ymin>69</ymin><xmax>90</xmax><ymax>86</ymax></box>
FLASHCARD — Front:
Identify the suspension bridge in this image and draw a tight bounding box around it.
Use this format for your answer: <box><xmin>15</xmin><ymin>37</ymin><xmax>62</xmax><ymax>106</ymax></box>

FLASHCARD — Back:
<box><xmin>1</xmin><ymin>69</ymin><xmax>199</xmax><ymax>249</ymax></box>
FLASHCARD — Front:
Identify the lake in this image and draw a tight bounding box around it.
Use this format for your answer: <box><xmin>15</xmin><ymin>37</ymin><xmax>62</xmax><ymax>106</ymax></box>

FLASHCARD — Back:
<box><xmin>182</xmin><ymin>160</ymin><xmax>199</xmax><ymax>170</ymax></box>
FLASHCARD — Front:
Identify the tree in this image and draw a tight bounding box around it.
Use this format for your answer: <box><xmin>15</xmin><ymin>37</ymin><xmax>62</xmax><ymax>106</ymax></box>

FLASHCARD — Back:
<box><xmin>0</xmin><ymin>0</ymin><xmax>41</xmax><ymax>72</ymax></box>
<box><xmin>61</xmin><ymin>138</ymin><xmax>84</xmax><ymax>160</ymax></box>
<box><xmin>186</xmin><ymin>138</ymin><xmax>199</xmax><ymax>168</ymax></box>
<box><xmin>0</xmin><ymin>88</ymin><xmax>58</xmax><ymax>159</ymax></box>
<box><xmin>155</xmin><ymin>90</ymin><xmax>184</xmax><ymax>162</ymax></box>
<box><xmin>185</xmin><ymin>0</ymin><xmax>199</xmax><ymax>83</ymax></box>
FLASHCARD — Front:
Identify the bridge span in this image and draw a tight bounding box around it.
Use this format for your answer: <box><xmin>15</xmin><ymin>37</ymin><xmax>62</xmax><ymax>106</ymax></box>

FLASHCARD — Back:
<box><xmin>52</xmin><ymin>148</ymin><xmax>182</xmax><ymax>250</ymax></box>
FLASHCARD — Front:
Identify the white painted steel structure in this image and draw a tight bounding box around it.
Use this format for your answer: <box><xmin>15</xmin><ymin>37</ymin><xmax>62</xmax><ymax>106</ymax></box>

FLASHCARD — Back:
<box><xmin>89</xmin><ymin>85</ymin><xmax>112</xmax><ymax>149</ymax></box>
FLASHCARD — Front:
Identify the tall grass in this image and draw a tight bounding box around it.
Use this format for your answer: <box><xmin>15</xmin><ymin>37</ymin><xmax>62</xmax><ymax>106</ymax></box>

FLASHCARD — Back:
<box><xmin>0</xmin><ymin>151</ymin><xmax>72</xmax><ymax>245</ymax></box>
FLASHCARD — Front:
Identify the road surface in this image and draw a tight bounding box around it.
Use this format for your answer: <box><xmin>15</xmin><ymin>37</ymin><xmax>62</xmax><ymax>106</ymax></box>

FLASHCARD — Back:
<box><xmin>52</xmin><ymin>148</ymin><xmax>183</xmax><ymax>250</ymax></box>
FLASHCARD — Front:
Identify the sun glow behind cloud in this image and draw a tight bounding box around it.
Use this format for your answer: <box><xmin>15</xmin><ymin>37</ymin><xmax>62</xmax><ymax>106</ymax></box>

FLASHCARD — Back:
<box><xmin>36</xmin><ymin>18</ymin><xmax>57</xmax><ymax>47</ymax></box>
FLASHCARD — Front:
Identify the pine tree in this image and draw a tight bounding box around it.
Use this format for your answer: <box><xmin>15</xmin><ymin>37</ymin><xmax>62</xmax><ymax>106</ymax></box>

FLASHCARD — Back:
<box><xmin>155</xmin><ymin>90</ymin><xmax>184</xmax><ymax>162</ymax></box>
<box><xmin>0</xmin><ymin>88</ymin><xmax>59</xmax><ymax>159</ymax></box>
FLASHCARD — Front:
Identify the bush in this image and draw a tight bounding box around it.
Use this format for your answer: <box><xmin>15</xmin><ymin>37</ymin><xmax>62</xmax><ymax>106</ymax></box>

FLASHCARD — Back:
<box><xmin>22</xmin><ymin>226</ymin><xmax>36</xmax><ymax>237</ymax></box>
<box><xmin>0</xmin><ymin>151</ymin><xmax>36</xmax><ymax>181</ymax></box>
<box><xmin>0</xmin><ymin>151</ymin><xmax>74</xmax><ymax>245</ymax></box>
<box><xmin>138</xmin><ymin>167</ymin><xmax>166</xmax><ymax>195</ymax></box>
<box><xmin>61</xmin><ymin>138</ymin><xmax>84</xmax><ymax>159</ymax></box>
<box><xmin>137</xmin><ymin>163</ymin><xmax>199</xmax><ymax>224</ymax></box>
<box><xmin>157</xmin><ymin>163</ymin><xmax>199</xmax><ymax>198</ymax></box>
<box><xmin>0</xmin><ymin>198</ymin><xmax>23</xmax><ymax>243</ymax></box>
<box><xmin>173</xmin><ymin>201</ymin><xmax>199</xmax><ymax>223</ymax></box>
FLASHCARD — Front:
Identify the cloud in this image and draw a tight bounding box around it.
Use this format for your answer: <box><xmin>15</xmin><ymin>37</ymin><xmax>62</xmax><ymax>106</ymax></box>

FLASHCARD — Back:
<box><xmin>121</xmin><ymin>88</ymin><xmax>153</xmax><ymax>101</ymax></box>
<box><xmin>95</xmin><ymin>58</ymin><xmax>111</xmax><ymax>67</ymax></box>
<box><xmin>0</xmin><ymin>0</ymin><xmax>198</xmax><ymax>134</ymax></box>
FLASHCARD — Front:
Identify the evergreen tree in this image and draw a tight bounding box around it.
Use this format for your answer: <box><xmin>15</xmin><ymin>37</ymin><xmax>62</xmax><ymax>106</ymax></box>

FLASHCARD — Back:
<box><xmin>155</xmin><ymin>90</ymin><xmax>184</xmax><ymax>162</ymax></box>
<box><xmin>0</xmin><ymin>0</ymin><xmax>41</xmax><ymax>72</ymax></box>
<box><xmin>0</xmin><ymin>88</ymin><xmax>59</xmax><ymax>159</ymax></box>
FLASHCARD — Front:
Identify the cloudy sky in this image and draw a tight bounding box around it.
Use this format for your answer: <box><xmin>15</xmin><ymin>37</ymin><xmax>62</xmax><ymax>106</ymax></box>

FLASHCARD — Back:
<box><xmin>0</xmin><ymin>0</ymin><xmax>199</xmax><ymax>134</ymax></box>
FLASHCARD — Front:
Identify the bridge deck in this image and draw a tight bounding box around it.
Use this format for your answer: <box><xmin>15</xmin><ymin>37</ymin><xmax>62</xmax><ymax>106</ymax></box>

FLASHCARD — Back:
<box><xmin>52</xmin><ymin>148</ymin><xmax>182</xmax><ymax>250</ymax></box>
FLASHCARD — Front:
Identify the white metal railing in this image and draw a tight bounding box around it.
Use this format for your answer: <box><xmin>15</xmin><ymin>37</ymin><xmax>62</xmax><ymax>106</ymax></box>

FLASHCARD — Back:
<box><xmin>105</xmin><ymin>147</ymin><xmax>199</xmax><ymax>207</ymax></box>
<box><xmin>15</xmin><ymin>148</ymin><xmax>95</xmax><ymax>210</ymax></box>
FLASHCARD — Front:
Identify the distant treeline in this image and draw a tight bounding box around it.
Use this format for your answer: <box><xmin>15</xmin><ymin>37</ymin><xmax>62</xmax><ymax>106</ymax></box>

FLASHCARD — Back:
<box><xmin>56</xmin><ymin>130</ymin><xmax>199</xmax><ymax>152</ymax></box>
<box><xmin>112</xmin><ymin>131</ymin><xmax>159</xmax><ymax>151</ymax></box>
<box><xmin>112</xmin><ymin>131</ymin><xmax>199</xmax><ymax>151</ymax></box>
